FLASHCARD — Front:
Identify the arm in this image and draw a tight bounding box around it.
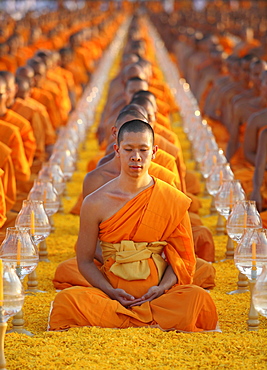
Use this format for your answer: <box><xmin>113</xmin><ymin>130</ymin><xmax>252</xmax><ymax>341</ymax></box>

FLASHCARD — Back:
<box><xmin>250</xmin><ymin>128</ymin><xmax>267</xmax><ymax>211</ymax></box>
<box><xmin>76</xmin><ymin>196</ymin><xmax>139</xmax><ymax>306</ymax></box>
<box><xmin>226</xmin><ymin>104</ymin><xmax>243</xmax><ymax>161</ymax></box>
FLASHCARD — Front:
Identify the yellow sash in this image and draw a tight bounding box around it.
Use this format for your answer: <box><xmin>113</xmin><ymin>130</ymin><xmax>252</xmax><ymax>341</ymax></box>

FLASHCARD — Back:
<box><xmin>100</xmin><ymin>240</ymin><xmax>168</xmax><ymax>281</ymax></box>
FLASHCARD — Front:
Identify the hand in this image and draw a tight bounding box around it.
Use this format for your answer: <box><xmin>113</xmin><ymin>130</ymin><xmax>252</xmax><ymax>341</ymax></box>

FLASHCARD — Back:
<box><xmin>129</xmin><ymin>286</ymin><xmax>165</xmax><ymax>307</ymax></box>
<box><xmin>109</xmin><ymin>288</ymin><xmax>142</xmax><ymax>307</ymax></box>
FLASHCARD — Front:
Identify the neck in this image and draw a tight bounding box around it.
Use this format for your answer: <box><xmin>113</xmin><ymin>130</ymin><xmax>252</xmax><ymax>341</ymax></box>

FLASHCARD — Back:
<box><xmin>117</xmin><ymin>172</ymin><xmax>153</xmax><ymax>196</ymax></box>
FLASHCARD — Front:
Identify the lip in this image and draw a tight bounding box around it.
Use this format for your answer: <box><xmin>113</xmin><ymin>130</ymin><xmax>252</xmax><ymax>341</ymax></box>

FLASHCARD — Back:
<box><xmin>129</xmin><ymin>164</ymin><xmax>142</xmax><ymax>170</ymax></box>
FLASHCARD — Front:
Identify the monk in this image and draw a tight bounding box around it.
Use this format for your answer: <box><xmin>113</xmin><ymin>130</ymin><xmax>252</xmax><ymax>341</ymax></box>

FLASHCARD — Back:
<box><xmin>0</xmin><ymin>141</ymin><xmax>16</xmax><ymax>212</ymax></box>
<box><xmin>55</xmin><ymin>116</ymin><xmax>215</xmax><ymax>293</ymax></box>
<box><xmin>250</xmin><ymin>127</ymin><xmax>267</xmax><ymax>214</ymax></box>
<box><xmin>27</xmin><ymin>58</ymin><xmax>63</xmax><ymax>130</ymax></box>
<box><xmin>0</xmin><ymin>73</ymin><xmax>36</xmax><ymax>167</ymax></box>
<box><xmin>244</xmin><ymin>108</ymin><xmax>267</xmax><ymax>166</ymax></box>
<box><xmin>0</xmin><ymin>120</ymin><xmax>30</xmax><ymax>183</ymax></box>
<box><xmin>49</xmin><ymin>120</ymin><xmax>218</xmax><ymax>332</ymax></box>
<box><xmin>0</xmin><ymin>169</ymin><xmax>6</xmax><ymax>229</ymax></box>
<box><xmin>226</xmin><ymin>70</ymin><xmax>267</xmax><ymax>166</ymax></box>
<box><xmin>15</xmin><ymin>66</ymin><xmax>57</xmax><ymax>157</ymax></box>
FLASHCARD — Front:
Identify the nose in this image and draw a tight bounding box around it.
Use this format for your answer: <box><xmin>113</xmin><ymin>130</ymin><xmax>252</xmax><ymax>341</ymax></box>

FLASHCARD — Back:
<box><xmin>131</xmin><ymin>150</ymin><xmax>141</xmax><ymax>161</ymax></box>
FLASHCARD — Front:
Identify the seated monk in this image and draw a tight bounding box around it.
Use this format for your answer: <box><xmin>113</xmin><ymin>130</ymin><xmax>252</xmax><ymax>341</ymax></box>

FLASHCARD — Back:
<box><xmin>250</xmin><ymin>127</ymin><xmax>267</xmax><ymax>220</ymax></box>
<box><xmin>49</xmin><ymin>120</ymin><xmax>218</xmax><ymax>332</ymax></box>
<box><xmin>0</xmin><ymin>120</ymin><xmax>30</xmax><ymax>183</ymax></box>
<box><xmin>0</xmin><ymin>142</ymin><xmax>17</xmax><ymax>240</ymax></box>
<box><xmin>15</xmin><ymin>66</ymin><xmax>57</xmax><ymax>158</ymax></box>
<box><xmin>55</xmin><ymin>118</ymin><xmax>215</xmax><ymax>295</ymax></box>
<box><xmin>0</xmin><ymin>73</ymin><xmax>36</xmax><ymax>167</ymax></box>
<box><xmin>0</xmin><ymin>142</ymin><xmax>16</xmax><ymax>212</ymax></box>
<box><xmin>27</xmin><ymin>58</ymin><xmax>63</xmax><ymax>130</ymax></box>
<box><xmin>244</xmin><ymin>108</ymin><xmax>267</xmax><ymax>166</ymax></box>
<box><xmin>0</xmin><ymin>169</ymin><xmax>6</xmax><ymax>229</ymax></box>
<box><xmin>226</xmin><ymin>70</ymin><xmax>267</xmax><ymax>168</ymax></box>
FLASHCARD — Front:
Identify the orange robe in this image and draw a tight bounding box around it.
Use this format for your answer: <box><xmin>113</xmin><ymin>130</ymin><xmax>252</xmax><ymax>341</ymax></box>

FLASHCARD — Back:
<box><xmin>0</xmin><ymin>120</ymin><xmax>30</xmax><ymax>182</ymax></box>
<box><xmin>31</xmin><ymin>87</ymin><xmax>62</xmax><ymax>130</ymax></box>
<box><xmin>49</xmin><ymin>178</ymin><xmax>218</xmax><ymax>332</ymax></box>
<box><xmin>0</xmin><ymin>142</ymin><xmax>16</xmax><ymax>211</ymax></box>
<box><xmin>0</xmin><ymin>169</ymin><xmax>6</xmax><ymax>228</ymax></box>
<box><xmin>25</xmin><ymin>97</ymin><xmax>56</xmax><ymax>146</ymax></box>
<box><xmin>11</xmin><ymin>99</ymin><xmax>46</xmax><ymax>162</ymax></box>
<box><xmin>1</xmin><ymin>109</ymin><xmax>36</xmax><ymax>167</ymax></box>
<box><xmin>154</xmin><ymin>123</ymin><xmax>179</xmax><ymax>147</ymax></box>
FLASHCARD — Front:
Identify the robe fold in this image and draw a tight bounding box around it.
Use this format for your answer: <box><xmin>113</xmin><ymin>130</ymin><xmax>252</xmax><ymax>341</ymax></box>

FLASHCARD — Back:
<box><xmin>0</xmin><ymin>142</ymin><xmax>16</xmax><ymax>211</ymax></box>
<box><xmin>49</xmin><ymin>178</ymin><xmax>218</xmax><ymax>332</ymax></box>
<box><xmin>0</xmin><ymin>120</ymin><xmax>30</xmax><ymax>182</ymax></box>
<box><xmin>1</xmin><ymin>109</ymin><xmax>36</xmax><ymax>167</ymax></box>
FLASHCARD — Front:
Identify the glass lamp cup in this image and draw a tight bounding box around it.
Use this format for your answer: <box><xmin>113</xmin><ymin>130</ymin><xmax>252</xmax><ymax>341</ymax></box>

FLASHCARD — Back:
<box><xmin>0</xmin><ymin>262</ymin><xmax>24</xmax><ymax>323</ymax></box>
<box><xmin>200</xmin><ymin>148</ymin><xmax>227</xmax><ymax>179</ymax></box>
<box><xmin>253</xmin><ymin>265</ymin><xmax>267</xmax><ymax>318</ymax></box>
<box><xmin>234</xmin><ymin>228</ymin><xmax>267</xmax><ymax>281</ymax></box>
<box><xmin>215</xmin><ymin>180</ymin><xmax>246</xmax><ymax>220</ymax></box>
<box><xmin>227</xmin><ymin>200</ymin><xmax>262</xmax><ymax>242</ymax></box>
<box><xmin>206</xmin><ymin>163</ymin><xmax>234</xmax><ymax>197</ymax></box>
<box><xmin>0</xmin><ymin>227</ymin><xmax>38</xmax><ymax>281</ymax></box>
<box><xmin>15</xmin><ymin>200</ymin><xmax>51</xmax><ymax>246</ymax></box>
<box><xmin>28</xmin><ymin>179</ymin><xmax>60</xmax><ymax>217</ymax></box>
<box><xmin>38</xmin><ymin>162</ymin><xmax>65</xmax><ymax>196</ymax></box>
<box><xmin>49</xmin><ymin>148</ymin><xmax>75</xmax><ymax>181</ymax></box>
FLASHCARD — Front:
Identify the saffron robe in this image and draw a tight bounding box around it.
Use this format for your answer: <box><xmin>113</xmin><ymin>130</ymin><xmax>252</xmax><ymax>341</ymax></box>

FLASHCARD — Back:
<box><xmin>0</xmin><ymin>169</ymin><xmax>6</xmax><ymax>228</ymax></box>
<box><xmin>0</xmin><ymin>120</ymin><xmax>30</xmax><ymax>182</ymax></box>
<box><xmin>0</xmin><ymin>142</ymin><xmax>16</xmax><ymax>211</ymax></box>
<box><xmin>49</xmin><ymin>178</ymin><xmax>218</xmax><ymax>332</ymax></box>
<box><xmin>1</xmin><ymin>109</ymin><xmax>36</xmax><ymax>167</ymax></box>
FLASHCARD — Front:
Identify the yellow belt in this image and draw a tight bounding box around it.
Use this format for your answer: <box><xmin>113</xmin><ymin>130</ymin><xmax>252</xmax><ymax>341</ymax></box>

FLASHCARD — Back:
<box><xmin>100</xmin><ymin>240</ymin><xmax>168</xmax><ymax>281</ymax></box>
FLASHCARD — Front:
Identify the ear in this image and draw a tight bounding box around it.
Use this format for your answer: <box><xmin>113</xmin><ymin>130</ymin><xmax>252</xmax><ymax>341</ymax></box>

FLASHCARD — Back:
<box><xmin>151</xmin><ymin>145</ymin><xmax>158</xmax><ymax>159</ymax></box>
<box><xmin>111</xmin><ymin>126</ymin><xmax>117</xmax><ymax>139</ymax></box>
<box><xmin>114</xmin><ymin>143</ymin><xmax>120</xmax><ymax>157</ymax></box>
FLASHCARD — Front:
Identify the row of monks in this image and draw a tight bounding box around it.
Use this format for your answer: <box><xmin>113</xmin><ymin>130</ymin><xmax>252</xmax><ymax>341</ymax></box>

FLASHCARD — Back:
<box><xmin>49</xmin><ymin>12</ymin><xmax>219</xmax><ymax>332</ymax></box>
<box><xmin>0</xmin><ymin>4</ymin><xmax>127</xmax><ymax>236</ymax></box>
<box><xmin>152</xmin><ymin>5</ymin><xmax>267</xmax><ymax>226</ymax></box>
<box><xmin>0</xmin><ymin>1</ymin><xmax>265</xmax><ymax>332</ymax></box>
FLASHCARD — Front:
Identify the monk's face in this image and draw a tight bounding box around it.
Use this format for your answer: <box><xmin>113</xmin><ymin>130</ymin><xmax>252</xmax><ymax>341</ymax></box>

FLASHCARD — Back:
<box><xmin>34</xmin><ymin>64</ymin><xmax>46</xmax><ymax>86</ymax></box>
<box><xmin>260</xmin><ymin>74</ymin><xmax>267</xmax><ymax>97</ymax></box>
<box><xmin>6</xmin><ymin>77</ymin><xmax>17</xmax><ymax>107</ymax></box>
<box><xmin>125</xmin><ymin>81</ymin><xmax>149</xmax><ymax>104</ymax></box>
<box><xmin>145</xmin><ymin>103</ymin><xmax>156</xmax><ymax>126</ymax></box>
<box><xmin>240</xmin><ymin>61</ymin><xmax>251</xmax><ymax>85</ymax></box>
<box><xmin>250</xmin><ymin>64</ymin><xmax>264</xmax><ymax>88</ymax></box>
<box><xmin>115</xmin><ymin>130</ymin><xmax>157</xmax><ymax>178</ymax></box>
<box><xmin>0</xmin><ymin>81</ymin><xmax>7</xmax><ymax>105</ymax></box>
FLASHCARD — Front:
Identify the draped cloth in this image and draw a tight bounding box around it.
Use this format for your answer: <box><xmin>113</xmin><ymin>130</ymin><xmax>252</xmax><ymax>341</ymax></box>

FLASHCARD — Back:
<box><xmin>49</xmin><ymin>178</ymin><xmax>218</xmax><ymax>332</ymax></box>
<box><xmin>101</xmin><ymin>240</ymin><xmax>167</xmax><ymax>281</ymax></box>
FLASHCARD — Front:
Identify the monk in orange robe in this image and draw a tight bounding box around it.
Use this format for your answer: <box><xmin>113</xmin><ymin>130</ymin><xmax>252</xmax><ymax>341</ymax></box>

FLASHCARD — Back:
<box><xmin>0</xmin><ymin>73</ymin><xmax>36</xmax><ymax>167</ymax></box>
<box><xmin>15</xmin><ymin>66</ymin><xmax>57</xmax><ymax>150</ymax></box>
<box><xmin>0</xmin><ymin>120</ymin><xmax>30</xmax><ymax>183</ymax></box>
<box><xmin>0</xmin><ymin>142</ymin><xmax>16</xmax><ymax>212</ymax></box>
<box><xmin>49</xmin><ymin>121</ymin><xmax>218</xmax><ymax>332</ymax></box>
<box><xmin>250</xmin><ymin>127</ymin><xmax>267</xmax><ymax>212</ymax></box>
<box><xmin>0</xmin><ymin>169</ymin><xmax>6</xmax><ymax>228</ymax></box>
<box><xmin>26</xmin><ymin>59</ymin><xmax>63</xmax><ymax>129</ymax></box>
<box><xmin>57</xmin><ymin>117</ymin><xmax>214</xmax><ymax>296</ymax></box>
<box><xmin>58</xmin><ymin>47</ymin><xmax>88</xmax><ymax>100</ymax></box>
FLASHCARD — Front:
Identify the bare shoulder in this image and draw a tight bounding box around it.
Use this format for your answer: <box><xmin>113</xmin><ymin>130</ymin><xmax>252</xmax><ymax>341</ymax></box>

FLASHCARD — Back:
<box><xmin>83</xmin><ymin>166</ymin><xmax>107</xmax><ymax>197</ymax></box>
<box><xmin>247</xmin><ymin>108</ymin><xmax>267</xmax><ymax>128</ymax></box>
